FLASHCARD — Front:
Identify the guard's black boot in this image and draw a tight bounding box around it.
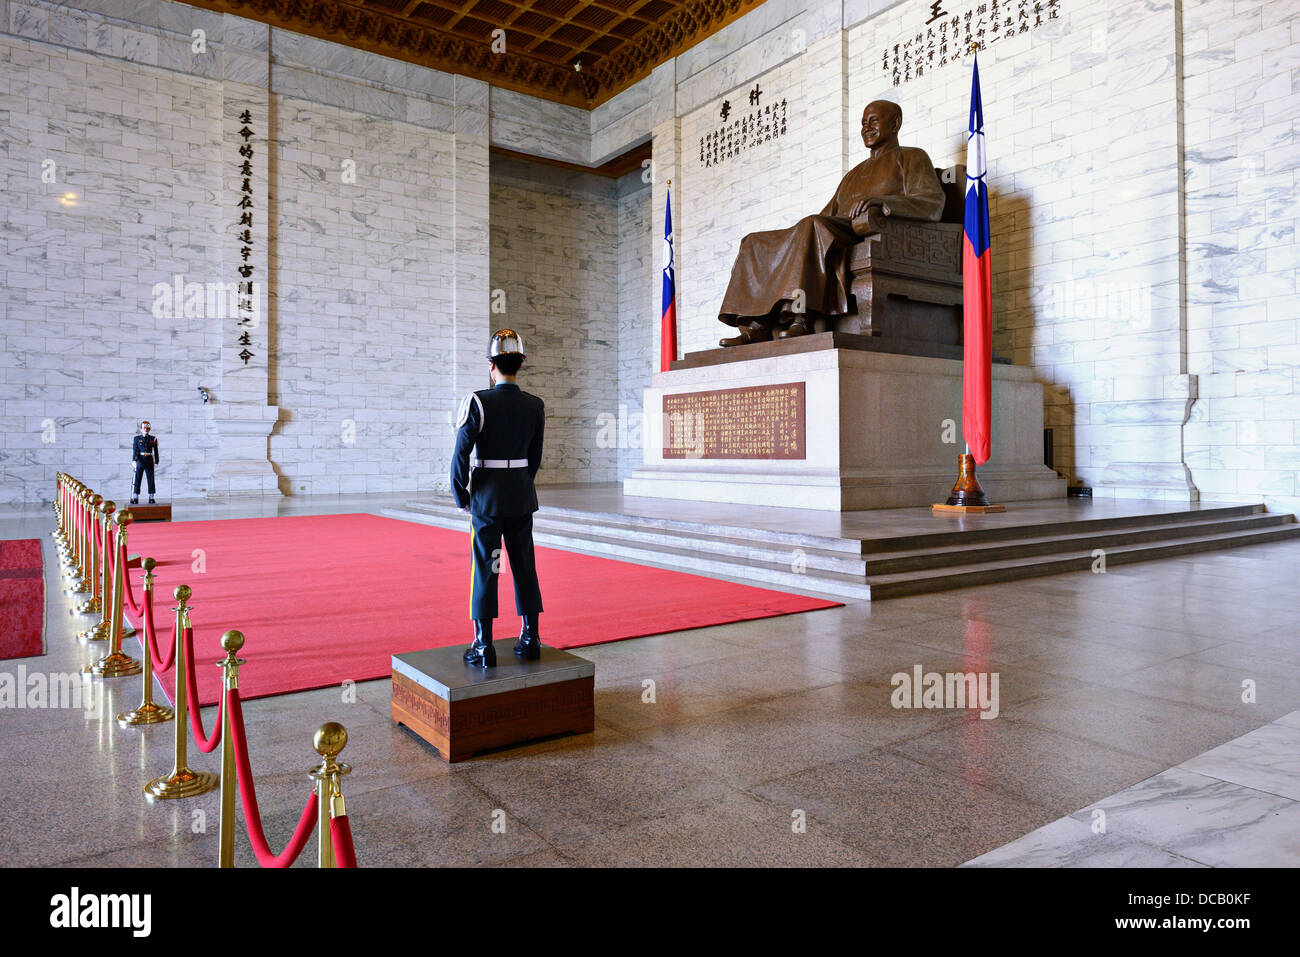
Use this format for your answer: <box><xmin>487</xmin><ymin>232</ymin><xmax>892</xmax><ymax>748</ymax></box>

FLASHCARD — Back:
<box><xmin>514</xmin><ymin>614</ymin><xmax>541</xmax><ymax>660</ymax></box>
<box><xmin>463</xmin><ymin>619</ymin><xmax>496</xmax><ymax>668</ymax></box>
<box><xmin>130</xmin><ymin>496</ymin><xmax>139</xmax><ymax>505</ymax></box>
<box><xmin>148</xmin><ymin>495</ymin><xmax>155</xmax><ymax>504</ymax></box>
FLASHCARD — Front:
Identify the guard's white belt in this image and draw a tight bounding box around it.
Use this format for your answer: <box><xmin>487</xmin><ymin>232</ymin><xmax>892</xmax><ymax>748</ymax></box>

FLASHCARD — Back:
<box><xmin>472</xmin><ymin>458</ymin><xmax>529</xmax><ymax>468</ymax></box>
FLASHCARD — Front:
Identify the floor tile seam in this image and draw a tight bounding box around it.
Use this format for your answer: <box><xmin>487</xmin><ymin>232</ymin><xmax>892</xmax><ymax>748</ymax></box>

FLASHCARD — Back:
<box><xmin>871</xmin><ymin>737</ymin><xmax>1128</xmax><ymax>818</ymax></box>
<box><xmin>1007</xmin><ymin>712</ymin><xmax>1216</xmax><ymax>765</ymax></box>
<box><xmin>1168</xmin><ymin>765</ymin><xmax>1300</xmax><ymax>808</ymax></box>
<box><xmin>961</xmin><ymin>824</ymin><xmax>1215</xmax><ymax>867</ymax></box>
<box><xmin>1068</xmin><ymin>677</ymin><xmax>1299</xmax><ymax>720</ymax></box>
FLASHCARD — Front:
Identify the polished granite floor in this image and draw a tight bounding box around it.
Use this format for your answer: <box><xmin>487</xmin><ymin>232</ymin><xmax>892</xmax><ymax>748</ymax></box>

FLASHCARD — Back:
<box><xmin>3</xmin><ymin>489</ymin><xmax>1299</xmax><ymax>867</ymax></box>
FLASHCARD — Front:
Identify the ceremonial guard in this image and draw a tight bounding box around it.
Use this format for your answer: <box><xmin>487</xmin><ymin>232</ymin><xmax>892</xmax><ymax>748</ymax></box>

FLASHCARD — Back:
<box><xmin>450</xmin><ymin>330</ymin><xmax>546</xmax><ymax>668</ymax></box>
<box><xmin>131</xmin><ymin>420</ymin><xmax>160</xmax><ymax>504</ymax></box>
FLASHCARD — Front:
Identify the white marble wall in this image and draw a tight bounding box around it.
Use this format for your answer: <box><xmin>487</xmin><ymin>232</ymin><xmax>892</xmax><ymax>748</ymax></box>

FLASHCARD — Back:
<box><xmin>0</xmin><ymin>16</ymin><xmax>226</xmax><ymax>505</ymax></box>
<box><xmin>488</xmin><ymin>156</ymin><xmax>621</xmax><ymax>484</ymax></box>
<box><xmin>1180</xmin><ymin>0</ymin><xmax>1300</xmax><ymax>513</ymax></box>
<box><xmin>1</xmin><ymin>0</ymin><xmax>495</xmax><ymax>503</ymax></box>
<box><xmin>268</xmin><ymin>96</ymin><xmax>456</xmax><ymax>494</ymax></box>
<box><xmin>617</xmin><ymin>172</ymin><xmax>654</xmax><ymax>479</ymax></box>
<box><xmin>846</xmin><ymin>0</ymin><xmax>1193</xmax><ymax>502</ymax></box>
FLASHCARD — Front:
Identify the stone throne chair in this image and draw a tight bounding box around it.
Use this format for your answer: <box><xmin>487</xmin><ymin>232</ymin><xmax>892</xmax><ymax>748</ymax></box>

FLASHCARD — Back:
<box><xmin>833</xmin><ymin>165</ymin><xmax>966</xmax><ymax>347</ymax></box>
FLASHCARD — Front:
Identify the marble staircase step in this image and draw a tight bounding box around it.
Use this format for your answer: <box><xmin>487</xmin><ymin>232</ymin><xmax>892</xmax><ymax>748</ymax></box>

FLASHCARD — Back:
<box><xmin>381</xmin><ymin>503</ymin><xmax>870</xmax><ymax>599</ymax></box>
<box><xmin>386</xmin><ymin>501</ymin><xmax>866</xmax><ymax>573</ymax></box>
<box><xmin>391</xmin><ymin>499</ymin><xmax>864</xmax><ymax>554</ymax></box>
<box><xmin>862</xmin><ymin>511</ymin><xmax>1293</xmax><ymax>574</ymax></box>
<box><xmin>864</xmin><ymin>522</ymin><xmax>1300</xmax><ymax>599</ymax></box>
<box><xmin>382</xmin><ymin>500</ymin><xmax>1298</xmax><ymax>603</ymax></box>
<box><xmin>857</xmin><ymin>503</ymin><xmax>1264</xmax><ymax>552</ymax></box>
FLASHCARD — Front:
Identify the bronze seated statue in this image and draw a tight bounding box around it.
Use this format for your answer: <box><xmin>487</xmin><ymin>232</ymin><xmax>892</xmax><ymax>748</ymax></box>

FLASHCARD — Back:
<box><xmin>717</xmin><ymin>99</ymin><xmax>966</xmax><ymax>349</ymax></box>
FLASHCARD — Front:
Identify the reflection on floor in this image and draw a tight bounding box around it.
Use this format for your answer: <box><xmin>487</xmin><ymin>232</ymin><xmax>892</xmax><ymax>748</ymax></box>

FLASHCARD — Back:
<box><xmin>3</xmin><ymin>490</ymin><xmax>1298</xmax><ymax>866</ymax></box>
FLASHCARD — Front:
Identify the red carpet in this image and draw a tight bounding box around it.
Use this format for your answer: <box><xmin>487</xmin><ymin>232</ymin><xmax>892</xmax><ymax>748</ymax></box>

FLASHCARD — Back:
<box><xmin>129</xmin><ymin>514</ymin><xmax>839</xmax><ymax>705</ymax></box>
<box><xmin>1</xmin><ymin>539</ymin><xmax>45</xmax><ymax>660</ymax></box>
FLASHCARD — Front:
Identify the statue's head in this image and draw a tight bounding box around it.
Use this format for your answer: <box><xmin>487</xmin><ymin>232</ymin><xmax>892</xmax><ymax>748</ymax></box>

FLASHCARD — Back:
<box><xmin>861</xmin><ymin>100</ymin><xmax>902</xmax><ymax>151</ymax></box>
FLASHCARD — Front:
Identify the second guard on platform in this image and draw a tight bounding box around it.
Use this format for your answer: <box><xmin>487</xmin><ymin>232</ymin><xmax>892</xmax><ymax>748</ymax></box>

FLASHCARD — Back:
<box><xmin>451</xmin><ymin>330</ymin><xmax>546</xmax><ymax>668</ymax></box>
<box><xmin>131</xmin><ymin>420</ymin><xmax>160</xmax><ymax>505</ymax></box>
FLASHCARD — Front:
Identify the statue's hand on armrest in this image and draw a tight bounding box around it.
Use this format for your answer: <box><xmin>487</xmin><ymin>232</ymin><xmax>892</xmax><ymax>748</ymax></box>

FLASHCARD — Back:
<box><xmin>849</xmin><ymin>199</ymin><xmax>886</xmax><ymax>237</ymax></box>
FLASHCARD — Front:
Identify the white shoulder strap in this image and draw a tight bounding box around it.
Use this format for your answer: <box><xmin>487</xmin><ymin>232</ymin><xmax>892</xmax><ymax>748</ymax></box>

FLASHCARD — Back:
<box><xmin>456</xmin><ymin>392</ymin><xmax>485</xmax><ymax>431</ymax></box>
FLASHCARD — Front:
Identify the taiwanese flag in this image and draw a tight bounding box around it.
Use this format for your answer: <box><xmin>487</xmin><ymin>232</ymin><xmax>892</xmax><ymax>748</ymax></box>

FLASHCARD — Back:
<box><xmin>963</xmin><ymin>56</ymin><xmax>993</xmax><ymax>465</ymax></box>
<box><xmin>660</xmin><ymin>187</ymin><xmax>678</xmax><ymax>372</ymax></box>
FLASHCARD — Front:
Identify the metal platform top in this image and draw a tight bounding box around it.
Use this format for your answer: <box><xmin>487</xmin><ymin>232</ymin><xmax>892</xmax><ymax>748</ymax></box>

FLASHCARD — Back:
<box><xmin>392</xmin><ymin>644</ymin><xmax>594</xmax><ymax>702</ymax></box>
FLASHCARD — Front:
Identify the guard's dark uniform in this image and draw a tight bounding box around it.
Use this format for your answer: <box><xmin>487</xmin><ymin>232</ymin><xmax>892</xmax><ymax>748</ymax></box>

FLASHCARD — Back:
<box><xmin>132</xmin><ymin>433</ymin><xmax>160</xmax><ymax>496</ymax></box>
<box><xmin>451</xmin><ymin>383</ymin><xmax>545</xmax><ymax>621</ymax></box>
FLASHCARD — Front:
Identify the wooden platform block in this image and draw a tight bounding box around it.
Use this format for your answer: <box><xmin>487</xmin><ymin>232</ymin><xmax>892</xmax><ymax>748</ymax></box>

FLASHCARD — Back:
<box><xmin>931</xmin><ymin>503</ymin><xmax>1007</xmax><ymax>514</ymax></box>
<box><xmin>391</xmin><ymin>644</ymin><xmax>594</xmax><ymax>762</ymax></box>
<box><xmin>128</xmin><ymin>503</ymin><xmax>172</xmax><ymax>522</ymax></box>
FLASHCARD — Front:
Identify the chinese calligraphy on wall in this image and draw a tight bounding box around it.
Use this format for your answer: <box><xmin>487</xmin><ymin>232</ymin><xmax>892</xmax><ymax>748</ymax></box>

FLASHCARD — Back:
<box><xmin>663</xmin><ymin>382</ymin><xmax>806</xmax><ymax>460</ymax></box>
<box><xmin>235</xmin><ymin>110</ymin><xmax>256</xmax><ymax>365</ymax></box>
<box><xmin>699</xmin><ymin>85</ymin><xmax>789</xmax><ymax>170</ymax></box>
<box><xmin>883</xmin><ymin>0</ymin><xmax>1062</xmax><ymax>86</ymax></box>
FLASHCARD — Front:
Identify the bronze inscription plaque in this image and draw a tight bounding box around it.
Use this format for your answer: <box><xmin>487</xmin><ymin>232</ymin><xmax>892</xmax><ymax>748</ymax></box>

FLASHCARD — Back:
<box><xmin>662</xmin><ymin>381</ymin><xmax>806</xmax><ymax>460</ymax></box>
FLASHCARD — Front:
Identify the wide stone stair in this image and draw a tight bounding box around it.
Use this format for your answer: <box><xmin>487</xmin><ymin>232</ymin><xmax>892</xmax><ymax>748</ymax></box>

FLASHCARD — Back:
<box><xmin>381</xmin><ymin>500</ymin><xmax>1300</xmax><ymax>601</ymax></box>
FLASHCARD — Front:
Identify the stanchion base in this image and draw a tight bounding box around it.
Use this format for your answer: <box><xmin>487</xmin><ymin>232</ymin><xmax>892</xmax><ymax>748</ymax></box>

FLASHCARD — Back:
<box><xmin>78</xmin><ymin>621</ymin><xmax>110</xmax><ymax>643</ymax></box>
<box><xmin>63</xmin><ymin>577</ymin><xmax>91</xmax><ymax>595</ymax></box>
<box><xmin>83</xmin><ymin>652</ymin><xmax>143</xmax><ymax>678</ymax></box>
<box><xmin>931</xmin><ymin>503</ymin><xmax>1007</xmax><ymax>514</ymax></box>
<box><xmin>144</xmin><ymin>768</ymin><xmax>219</xmax><ymax>801</ymax></box>
<box><xmin>72</xmin><ymin>597</ymin><xmax>101</xmax><ymax>615</ymax></box>
<box><xmin>118</xmin><ymin>703</ymin><xmax>175</xmax><ymax>727</ymax></box>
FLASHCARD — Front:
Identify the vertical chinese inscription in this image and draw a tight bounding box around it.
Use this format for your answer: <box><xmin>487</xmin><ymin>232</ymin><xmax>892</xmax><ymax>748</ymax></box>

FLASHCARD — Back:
<box><xmin>235</xmin><ymin>110</ymin><xmax>256</xmax><ymax>364</ymax></box>
<box><xmin>663</xmin><ymin>382</ymin><xmax>806</xmax><ymax>460</ymax></box>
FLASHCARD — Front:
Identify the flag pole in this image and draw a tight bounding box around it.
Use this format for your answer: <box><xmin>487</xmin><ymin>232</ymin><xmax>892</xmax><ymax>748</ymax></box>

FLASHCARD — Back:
<box><xmin>934</xmin><ymin>50</ymin><xmax>1004</xmax><ymax>516</ymax></box>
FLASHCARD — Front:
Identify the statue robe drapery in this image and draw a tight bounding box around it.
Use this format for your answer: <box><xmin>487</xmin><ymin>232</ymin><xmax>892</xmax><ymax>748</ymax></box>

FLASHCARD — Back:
<box><xmin>717</xmin><ymin>144</ymin><xmax>946</xmax><ymax>324</ymax></box>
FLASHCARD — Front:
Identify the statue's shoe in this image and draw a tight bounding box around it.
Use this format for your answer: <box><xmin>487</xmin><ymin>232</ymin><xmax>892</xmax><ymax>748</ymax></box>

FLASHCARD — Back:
<box><xmin>719</xmin><ymin>321</ymin><xmax>774</xmax><ymax>347</ymax></box>
<box><xmin>775</xmin><ymin>320</ymin><xmax>813</xmax><ymax>339</ymax></box>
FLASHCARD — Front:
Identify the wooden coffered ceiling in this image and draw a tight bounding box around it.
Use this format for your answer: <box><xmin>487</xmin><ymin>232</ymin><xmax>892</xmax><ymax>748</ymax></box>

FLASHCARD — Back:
<box><xmin>178</xmin><ymin>0</ymin><xmax>768</xmax><ymax>107</ymax></box>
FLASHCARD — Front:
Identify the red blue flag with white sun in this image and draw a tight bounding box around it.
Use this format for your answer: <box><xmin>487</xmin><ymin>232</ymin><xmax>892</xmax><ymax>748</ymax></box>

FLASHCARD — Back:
<box><xmin>660</xmin><ymin>188</ymin><xmax>678</xmax><ymax>372</ymax></box>
<box><xmin>963</xmin><ymin>56</ymin><xmax>993</xmax><ymax>465</ymax></box>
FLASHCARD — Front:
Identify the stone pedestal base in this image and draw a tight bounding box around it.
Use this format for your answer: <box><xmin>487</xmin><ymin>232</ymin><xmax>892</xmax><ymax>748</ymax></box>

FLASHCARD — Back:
<box><xmin>624</xmin><ymin>344</ymin><xmax>1064</xmax><ymax>511</ymax></box>
<box><xmin>391</xmin><ymin>644</ymin><xmax>594</xmax><ymax>762</ymax></box>
<box><xmin>207</xmin><ymin>403</ymin><xmax>281</xmax><ymax>496</ymax></box>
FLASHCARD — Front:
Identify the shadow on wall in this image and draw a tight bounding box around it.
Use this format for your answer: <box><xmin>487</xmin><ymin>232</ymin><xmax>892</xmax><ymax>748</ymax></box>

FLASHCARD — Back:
<box><xmin>989</xmin><ymin>190</ymin><xmax>1078</xmax><ymax>485</ymax></box>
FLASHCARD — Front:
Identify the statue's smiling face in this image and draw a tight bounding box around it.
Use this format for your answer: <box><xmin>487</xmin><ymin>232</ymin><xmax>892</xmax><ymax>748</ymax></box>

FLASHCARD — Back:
<box><xmin>861</xmin><ymin>103</ymin><xmax>901</xmax><ymax>149</ymax></box>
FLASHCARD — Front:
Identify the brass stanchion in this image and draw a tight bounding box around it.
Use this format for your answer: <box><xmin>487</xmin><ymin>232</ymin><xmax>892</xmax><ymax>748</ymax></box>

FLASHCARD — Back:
<box><xmin>60</xmin><ymin>482</ymin><xmax>84</xmax><ymax>573</ymax></box>
<box><xmin>72</xmin><ymin>493</ymin><xmax>104</xmax><ymax>614</ymax></box>
<box><xmin>118</xmin><ymin>558</ymin><xmax>175</xmax><ymax>727</ymax></box>
<box><xmin>52</xmin><ymin>474</ymin><xmax>68</xmax><ymax>546</ymax></box>
<box><xmin>144</xmin><ymin>585</ymin><xmax>218</xmax><ymax>801</ymax></box>
<box><xmin>308</xmin><ymin>723</ymin><xmax>351</xmax><ymax>868</ymax></box>
<box><xmin>79</xmin><ymin>500</ymin><xmax>115</xmax><ymax>643</ymax></box>
<box><xmin>84</xmin><ymin>510</ymin><xmax>142</xmax><ymax>678</ymax></box>
<box><xmin>217</xmin><ymin>630</ymin><xmax>246</xmax><ymax>868</ymax></box>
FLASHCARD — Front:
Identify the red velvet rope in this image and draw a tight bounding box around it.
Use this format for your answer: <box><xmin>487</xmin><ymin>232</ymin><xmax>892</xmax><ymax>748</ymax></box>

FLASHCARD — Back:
<box><xmin>184</xmin><ymin>626</ymin><xmax>222</xmax><ymax>753</ymax></box>
<box><xmin>141</xmin><ymin>589</ymin><xmax>176</xmax><ymax>673</ymax></box>
<box><xmin>330</xmin><ymin>817</ymin><xmax>357</xmax><ymax>868</ymax></box>
<box><xmin>120</xmin><ymin>543</ymin><xmax>143</xmax><ymax>616</ymax></box>
<box><xmin>227</xmin><ymin>690</ymin><xmax>319</xmax><ymax>868</ymax></box>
